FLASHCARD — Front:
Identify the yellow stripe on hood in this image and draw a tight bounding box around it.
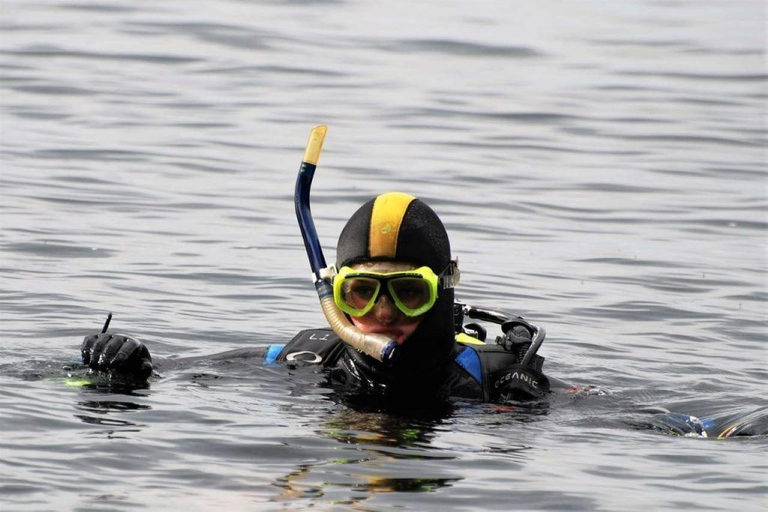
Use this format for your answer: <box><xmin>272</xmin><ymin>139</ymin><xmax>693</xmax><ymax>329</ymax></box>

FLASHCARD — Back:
<box><xmin>369</xmin><ymin>192</ymin><xmax>416</xmax><ymax>259</ymax></box>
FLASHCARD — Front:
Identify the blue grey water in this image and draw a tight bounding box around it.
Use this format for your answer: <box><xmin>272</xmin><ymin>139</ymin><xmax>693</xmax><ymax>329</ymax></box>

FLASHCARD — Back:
<box><xmin>1</xmin><ymin>0</ymin><xmax>766</xmax><ymax>509</ymax></box>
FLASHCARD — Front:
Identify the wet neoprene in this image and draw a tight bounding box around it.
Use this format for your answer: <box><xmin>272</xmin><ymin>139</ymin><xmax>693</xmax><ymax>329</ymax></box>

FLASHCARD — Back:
<box><xmin>81</xmin><ymin>333</ymin><xmax>152</xmax><ymax>381</ymax></box>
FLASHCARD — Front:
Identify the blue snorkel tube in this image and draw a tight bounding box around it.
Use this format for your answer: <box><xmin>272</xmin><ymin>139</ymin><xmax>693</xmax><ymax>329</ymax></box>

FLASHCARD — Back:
<box><xmin>294</xmin><ymin>126</ymin><xmax>329</xmax><ymax>279</ymax></box>
<box><xmin>294</xmin><ymin>126</ymin><xmax>400</xmax><ymax>363</ymax></box>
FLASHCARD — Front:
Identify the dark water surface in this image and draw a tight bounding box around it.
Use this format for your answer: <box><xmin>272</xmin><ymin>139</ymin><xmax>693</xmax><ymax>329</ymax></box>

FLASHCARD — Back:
<box><xmin>1</xmin><ymin>0</ymin><xmax>766</xmax><ymax>510</ymax></box>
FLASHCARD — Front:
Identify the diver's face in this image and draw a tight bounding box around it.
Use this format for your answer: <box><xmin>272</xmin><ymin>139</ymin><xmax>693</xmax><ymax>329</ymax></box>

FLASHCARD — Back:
<box><xmin>347</xmin><ymin>261</ymin><xmax>425</xmax><ymax>345</ymax></box>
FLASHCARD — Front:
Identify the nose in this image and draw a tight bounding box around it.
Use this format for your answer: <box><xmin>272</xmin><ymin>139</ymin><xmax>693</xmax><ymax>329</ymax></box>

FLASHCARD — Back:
<box><xmin>373</xmin><ymin>294</ymin><xmax>400</xmax><ymax>325</ymax></box>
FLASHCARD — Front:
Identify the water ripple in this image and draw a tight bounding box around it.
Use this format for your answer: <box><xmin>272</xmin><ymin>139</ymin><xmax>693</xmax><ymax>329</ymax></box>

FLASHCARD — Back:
<box><xmin>376</xmin><ymin>39</ymin><xmax>544</xmax><ymax>58</ymax></box>
<box><xmin>5</xmin><ymin>46</ymin><xmax>201</xmax><ymax>64</ymax></box>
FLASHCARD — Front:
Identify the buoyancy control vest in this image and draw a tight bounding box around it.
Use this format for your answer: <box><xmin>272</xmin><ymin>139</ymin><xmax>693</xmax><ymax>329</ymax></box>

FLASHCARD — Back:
<box><xmin>264</xmin><ymin>323</ymin><xmax>551</xmax><ymax>402</ymax></box>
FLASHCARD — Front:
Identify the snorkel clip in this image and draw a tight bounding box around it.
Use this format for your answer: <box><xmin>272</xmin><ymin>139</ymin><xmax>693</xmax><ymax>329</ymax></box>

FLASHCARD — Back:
<box><xmin>318</xmin><ymin>266</ymin><xmax>337</xmax><ymax>283</ymax></box>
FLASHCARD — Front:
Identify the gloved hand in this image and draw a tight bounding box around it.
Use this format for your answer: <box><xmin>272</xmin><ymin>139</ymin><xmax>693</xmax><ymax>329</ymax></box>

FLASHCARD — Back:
<box><xmin>81</xmin><ymin>333</ymin><xmax>152</xmax><ymax>382</ymax></box>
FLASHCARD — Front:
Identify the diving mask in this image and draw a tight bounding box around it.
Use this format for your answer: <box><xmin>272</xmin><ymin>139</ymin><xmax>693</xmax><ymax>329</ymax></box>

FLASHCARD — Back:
<box><xmin>332</xmin><ymin>262</ymin><xmax>459</xmax><ymax>318</ymax></box>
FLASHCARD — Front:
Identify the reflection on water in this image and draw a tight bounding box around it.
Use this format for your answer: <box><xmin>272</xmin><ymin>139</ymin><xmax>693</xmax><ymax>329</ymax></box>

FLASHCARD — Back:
<box><xmin>277</xmin><ymin>408</ymin><xmax>461</xmax><ymax>503</ymax></box>
<box><xmin>322</xmin><ymin>408</ymin><xmax>447</xmax><ymax>448</ymax></box>
<box><xmin>74</xmin><ymin>399</ymin><xmax>151</xmax><ymax>429</ymax></box>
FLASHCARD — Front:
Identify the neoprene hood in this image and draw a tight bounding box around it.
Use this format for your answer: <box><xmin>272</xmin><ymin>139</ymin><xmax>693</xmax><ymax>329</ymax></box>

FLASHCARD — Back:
<box><xmin>336</xmin><ymin>192</ymin><xmax>451</xmax><ymax>273</ymax></box>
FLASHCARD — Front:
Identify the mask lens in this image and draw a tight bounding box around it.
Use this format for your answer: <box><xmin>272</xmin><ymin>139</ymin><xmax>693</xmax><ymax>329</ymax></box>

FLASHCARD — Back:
<box><xmin>390</xmin><ymin>277</ymin><xmax>431</xmax><ymax>311</ymax></box>
<box><xmin>341</xmin><ymin>277</ymin><xmax>380</xmax><ymax>311</ymax></box>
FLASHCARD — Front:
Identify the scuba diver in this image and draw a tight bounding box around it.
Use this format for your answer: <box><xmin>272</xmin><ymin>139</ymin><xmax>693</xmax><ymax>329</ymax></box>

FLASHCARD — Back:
<box><xmin>82</xmin><ymin>125</ymin><xmax>564</xmax><ymax>403</ymax></box>
<box><xmin>264</xmin><ymin>190</ymin><xmax>571</xmax><ymax>403</ymax></box>
<box><xmin>79</xmin><ymin>126</ymin><xmax>768</xmax><ymax>435</ymax></box>
<box><xmin>82</xmin><ymin>190</ymin><xmax>567</xmax><ymax>403</ymax></box>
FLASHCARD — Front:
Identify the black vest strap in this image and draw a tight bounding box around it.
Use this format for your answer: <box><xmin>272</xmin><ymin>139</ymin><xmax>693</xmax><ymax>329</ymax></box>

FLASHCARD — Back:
<box><xmin>276</xmin><ymin>328</ymin><xmax>346</xmax><ymax>365</ymax></box>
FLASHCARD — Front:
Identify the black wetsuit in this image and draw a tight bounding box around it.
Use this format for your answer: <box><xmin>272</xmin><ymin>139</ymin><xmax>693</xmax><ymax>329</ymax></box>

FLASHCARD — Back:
<box><xmin>80</xmin><ymin>325</ymin><xmax>768</xmax><ymax>436</ymax></box>
<box><xmin>261</xmin><ymin>326</ymin><xmax>566</xmax><ymax>403</ymax></box>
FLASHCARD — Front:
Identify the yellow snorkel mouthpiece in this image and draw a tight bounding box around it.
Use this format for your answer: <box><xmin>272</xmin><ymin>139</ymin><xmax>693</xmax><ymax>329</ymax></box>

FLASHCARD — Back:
<box><xmin>302</xmin><ymin>125</ymin><xmax>327</xmax><ymax>165</ymax></box>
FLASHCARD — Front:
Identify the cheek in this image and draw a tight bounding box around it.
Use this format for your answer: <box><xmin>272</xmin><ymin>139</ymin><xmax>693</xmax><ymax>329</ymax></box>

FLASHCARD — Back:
<box><xmin>397</xmin><ymin>321</ymin><xmax>421</xmax><ymax>337</ymax></box>
<box><xmin>349</xmin><ymin>313</ymin><xmax>379</xmax><ymax>332</ymax></box>
<box><xmin>349</xmin><ymin>315</ymin><xmax>366</xmax><ymax>331</ymax></box>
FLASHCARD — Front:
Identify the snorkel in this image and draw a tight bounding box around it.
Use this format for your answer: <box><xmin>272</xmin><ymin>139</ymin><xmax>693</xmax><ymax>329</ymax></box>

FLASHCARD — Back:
<box><xmin>294</xmin><ymin>125</ymin><xmax>400</xmax><ymax>363</ymax></box>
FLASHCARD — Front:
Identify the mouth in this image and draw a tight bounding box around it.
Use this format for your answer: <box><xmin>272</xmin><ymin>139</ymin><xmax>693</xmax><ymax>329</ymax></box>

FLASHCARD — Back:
<box><xmin>348</xmin><ymin>316</ymin><xmax>418</xmax><ymax>345</ymax></box>
<box><xmin>358</xmin><ymin>327</ymin><xmax>408</xmax><ymax>345</ymax></box>
<box><xmin>366</xmin><ymin>328</ymin><xmax>408</xmax><ymax>344</ymax></box>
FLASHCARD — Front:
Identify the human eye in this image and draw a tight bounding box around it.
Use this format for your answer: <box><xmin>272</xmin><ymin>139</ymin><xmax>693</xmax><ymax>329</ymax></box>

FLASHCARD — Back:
<box><xmin>392</xmin><ymin>279</ymin><xmax>429</xmax><ymax>307</ymax></box>
<box><xmin>347</xmin><ymin>279</ymin><xmax>378</xmax><ymax>300</ymax></box>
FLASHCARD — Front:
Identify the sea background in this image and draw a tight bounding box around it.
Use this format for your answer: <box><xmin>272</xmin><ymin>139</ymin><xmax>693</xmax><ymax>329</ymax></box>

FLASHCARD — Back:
<box><xmin>1</xmin><ymin>0</ymin><xmax>766</xmax><ymax>510</ymax></box>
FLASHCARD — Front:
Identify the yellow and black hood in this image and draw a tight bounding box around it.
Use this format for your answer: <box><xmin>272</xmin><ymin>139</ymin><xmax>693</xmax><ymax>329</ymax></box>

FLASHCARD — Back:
<box><xmin>336</xmin><ymin>192</ymin><xmax>451</xmax><ymax>273</ymax></box>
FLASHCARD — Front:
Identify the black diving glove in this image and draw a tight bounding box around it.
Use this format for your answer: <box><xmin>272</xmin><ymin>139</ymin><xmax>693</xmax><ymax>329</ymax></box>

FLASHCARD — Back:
<box><xmin>81</xmin><ymin>333</ymin><xmax>152</xmax><ymax>382</ymax></box>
